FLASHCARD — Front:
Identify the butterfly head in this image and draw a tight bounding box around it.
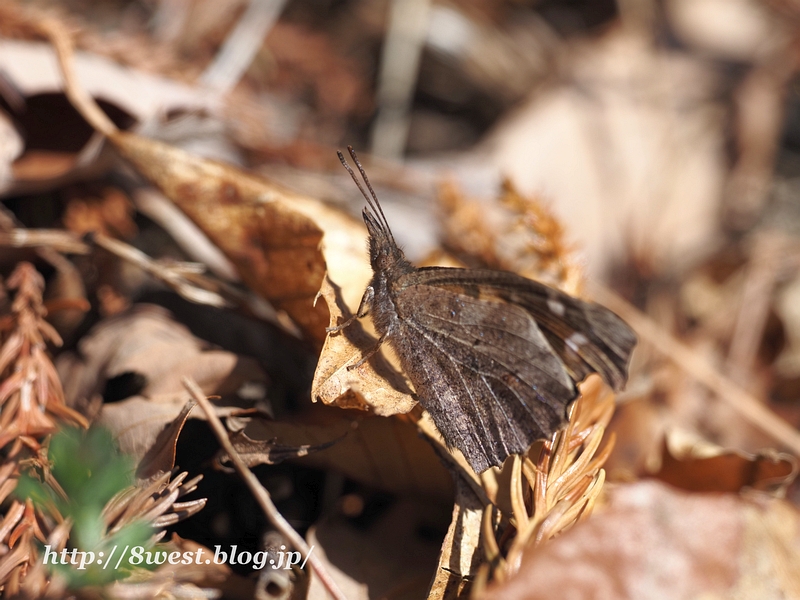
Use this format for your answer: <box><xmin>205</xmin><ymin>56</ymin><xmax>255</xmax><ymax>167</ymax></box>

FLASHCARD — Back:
<box><xmin>364</xmin><ymin>206</ymin><xmax>404</xmax><ymax>272</ymax></box>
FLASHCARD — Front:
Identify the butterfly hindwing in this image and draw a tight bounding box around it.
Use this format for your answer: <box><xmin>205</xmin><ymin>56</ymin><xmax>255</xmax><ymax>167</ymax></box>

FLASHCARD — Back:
<box><xmin>406</xmin><ymin>267</ymin><xmax>637</xmax><ymax>391</ymax></box>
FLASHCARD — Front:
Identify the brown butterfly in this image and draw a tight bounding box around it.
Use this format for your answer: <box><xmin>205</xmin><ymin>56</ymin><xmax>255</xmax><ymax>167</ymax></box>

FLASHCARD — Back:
<box><xmin>330</xmin><ymin>147</ymin><xmax>636</xmax><ymax>473</ymax></box>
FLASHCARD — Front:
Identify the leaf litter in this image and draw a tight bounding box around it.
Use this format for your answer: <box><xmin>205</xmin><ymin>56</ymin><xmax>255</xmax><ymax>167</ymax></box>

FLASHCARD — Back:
<box><xmin>1</xmin><ymin>2</ymin><xmax>800</xmax><ymax>599</ymax></box>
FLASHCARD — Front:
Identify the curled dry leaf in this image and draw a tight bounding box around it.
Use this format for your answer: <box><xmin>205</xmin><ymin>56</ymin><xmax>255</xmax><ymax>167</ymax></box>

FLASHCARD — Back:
<box><xmin>428</xmin><ymin>477</ymin><xmax>484</xmax><ymax>600</ymax></box>
<box><xmin>56</xmin><ymin>304</ymin><xmax>266</xmax><ymax>405</ymax></box>
<box><xmin>55</xmin><ymin>304</ymin><xmax>266</xmax><ymax>461</ymax></box>
<box><xmin>214</xmin><ymin>428</ymin><xmax>344</xmax><ymax>470</ymax></box>
<box><xmin>312</xmin><ymin>277</ymin><xmax>416</xmax><ymax>415</ymax></box>
<box><xmin>241</xmin><ymin>409</ymin><xmax>453</xmax><ymax>502</ymax></box>
<box><xmin>477</xmin><ymin>480</ymin><xmax>800</xmax><ymax>600</ymax></box>
<box><xmin>136</xmin><ymin>400</ymin><xmax>196</xmax><ymax>479</ymax></box>
<box><xmin>113</xmin><ymin>130</ymin><xmax>417</xmax><ymax>416</ymax></box>
<box><xmin>654</xmin><ymin>429</ymin><xmax>797</xmax><ymax>494</ymax></box>
<box><xmin>109</xmin><ymin>130</ymin><xmax>330</xmax><ymax>344</ymax></box>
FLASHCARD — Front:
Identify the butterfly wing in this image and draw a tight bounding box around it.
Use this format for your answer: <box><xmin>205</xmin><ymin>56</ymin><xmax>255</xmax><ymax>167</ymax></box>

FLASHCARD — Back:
<box><xmin>389</xmin><ymin>280</ymin><xmax>575</xmax><ymax>472</ymax></box>
<box><xmin>406</xmin><ymin>267</ymin><xmax>637</xmax><ymax>391</ymax></box>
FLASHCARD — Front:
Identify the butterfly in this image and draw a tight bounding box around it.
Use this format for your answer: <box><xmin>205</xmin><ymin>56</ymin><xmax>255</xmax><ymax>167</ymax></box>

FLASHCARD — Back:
<box><xmin>330</xmin><ymin>146</ymin><xmax>637</xmax><ymax>473</ymax></box>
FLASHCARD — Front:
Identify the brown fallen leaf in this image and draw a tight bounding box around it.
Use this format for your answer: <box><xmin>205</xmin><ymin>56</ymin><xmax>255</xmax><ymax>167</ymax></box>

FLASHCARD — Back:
<box><xmin>54</xmin><ymin>304</ymin><xmax>267</xmax><ymax>461</ymax></box>
<box><xmin>214</xmin><ymin>428</ymin><xmax>344</xmax><ymax>470</ymax></box>
<box><xmin>136</xmin><ymin>399</ymin><xmax>196</xmax><ymax>479</ymax></box>
<box><xmin>109</xmin><ymin>129</ymin><xmax>330</xmax><ymax>343</ymax></box>
<box><xmin>653</xmin><ymin>430</ymin><xmax>797</xmax><ymax>494</ymax></box>
<box><xmin>427</xmin><ymin>476</ymin><xmax>484</xmax><ymax>600</ymax></box>
<box><xmin>98</xmin><ymin>395</ymin><xmax>243</xmax><ymax>464</ymax></box>
<box><xmin>476</xmin><ymin>480</ymin><xmax>800</xmax><ymax>599</ymax></box>
<box><xmin>56</xmin><ymin>303</ymin><xmax>267</xmax><ymax>406</ymax></box>
<box><xmin>241</xmin><ymin>408</ymin><xmax>453</xmax><ymax>502</ymax></box>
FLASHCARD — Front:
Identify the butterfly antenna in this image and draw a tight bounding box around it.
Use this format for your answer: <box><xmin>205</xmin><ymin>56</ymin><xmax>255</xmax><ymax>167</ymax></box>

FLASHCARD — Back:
<box><xmin>339</xmin><ymin>146</ymin><xmax>395</xmax><ymax>240</ymax></box>
<box><xmin>337</xmin><ymin>150</ymin><xmax>377</xmax><ymax>224</ymax></box>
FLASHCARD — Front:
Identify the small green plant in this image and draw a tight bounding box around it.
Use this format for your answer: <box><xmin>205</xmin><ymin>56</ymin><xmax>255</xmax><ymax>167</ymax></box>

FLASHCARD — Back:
<box><xmin>16</xmin><ymin>426</ymin><xmax>154</xmax><ymax>588</ymax></box>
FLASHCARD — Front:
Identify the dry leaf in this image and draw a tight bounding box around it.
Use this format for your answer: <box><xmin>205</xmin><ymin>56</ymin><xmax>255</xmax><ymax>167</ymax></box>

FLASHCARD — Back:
<box><xmin>56</xmin><ymin>303</ymin><xmax>267</xmax><ymax>405</ymax></box>
<box><xmin>0</xmin><ymin>39</ymin><xmax>215</xmax><ymax>123</ymax></box>
<box><xmin>108</xmin><ymin>130</ymin><xmax>330</xmax><ymax>343</ymax></box>
<box><xmin>241</xmin><ymin>409</ymin><xmax>453</xmax><ymax>502</ymax></box>
<box><xmin>136</xmin><ymin>399</ymin><xmax>196</xmax><ymax>479</ymax></box>
<box><xmin>0</xmin><ymin>36</ymin><xmax>213</xmax><ymax>197</ymax></box>
<box><xmin>312</xmin><ymin>277</ymin><xmax>416</xmax><ymax>415</ymax></box>
<box><xmin>214</xmin><ymin>429</ymin><xmax>343</xmax><ymax>469</ymax></box>
<box><xmin>654</xmin><ymin>430</ymin><xmax>797</xmax><ymax>493</ymax></box>
<box><xmin>477</xmin><ymin>480</ymin><xmax>800</xmax><ymax>599</ymax></box>
<box><xmin>306</xmin><ymin>498</ymin><xmax>445</xmax><ymax>600</ymax></box>
<box><xmin>54</xmin><ymin>304</ymin><xmax>266</xmax><ymax>461</ymax></box>
<box><xmin>98</xmin><ymin>395</ymin><xmax>241</xmax><ymax>464</ymax></box>
<box><xmin>427</xmin><ymin>477</ymin><xmax>484</xmax><ymax>600</ymax></box>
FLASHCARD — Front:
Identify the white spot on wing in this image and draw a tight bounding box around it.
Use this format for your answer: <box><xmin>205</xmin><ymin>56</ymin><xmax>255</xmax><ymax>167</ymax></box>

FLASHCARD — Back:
<box><xmin>547</xmin><ymin>299</ymin><xmax>566</xmax><ymax>316</ymax></box>
<box><xmin>566</xmin><ymin>332</ymin><xmax>589</xmax><ymax>352</ymax></box>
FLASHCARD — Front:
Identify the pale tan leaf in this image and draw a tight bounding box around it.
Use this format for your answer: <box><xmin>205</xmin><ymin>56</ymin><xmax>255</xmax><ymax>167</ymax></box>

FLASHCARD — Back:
<box><xmin>311</xmin><ymin>277</ymin><xmax>416</xmax><ymax>416</ymax></box>
<box><xmin>428</xmin><ymin>477</ymin><xmax>484</xmax><ymax>600</ymax></box>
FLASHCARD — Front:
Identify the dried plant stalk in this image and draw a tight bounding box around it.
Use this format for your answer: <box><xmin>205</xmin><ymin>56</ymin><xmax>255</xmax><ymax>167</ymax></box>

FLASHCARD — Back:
<box><xmin>0</xmin><ymin>262</ymin><xmax>88</xmax><ymax>450</ymax></box>
<box><xmin>478</xmin><ymin>375</ymin><xmax>616</xmax><ymax>585</ymax></box>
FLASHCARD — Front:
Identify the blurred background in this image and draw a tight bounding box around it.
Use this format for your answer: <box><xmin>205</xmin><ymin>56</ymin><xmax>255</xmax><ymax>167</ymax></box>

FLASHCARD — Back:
<box><xmin>2</xmin><ymin>0</ymin><xmax>798</xmax><ymax>275</ymax></box>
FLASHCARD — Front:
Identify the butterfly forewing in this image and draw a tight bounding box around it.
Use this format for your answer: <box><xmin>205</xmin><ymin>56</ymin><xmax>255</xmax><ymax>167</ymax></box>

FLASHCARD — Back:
<box><xmin>390</xmin><ymin>277</ymin><xmax>574</xmax><ymax>472</ymax></box>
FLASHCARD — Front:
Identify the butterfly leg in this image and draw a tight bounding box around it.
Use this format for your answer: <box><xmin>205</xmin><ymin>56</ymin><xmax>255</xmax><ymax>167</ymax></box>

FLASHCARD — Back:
<box><xmin>348</xmin><ymin>333</ymin><xmax>386</xmax><ymax>370</ymax></box>
<box><xmin>326</xmin><ymin>286</ymin><xmax>374</xmax><ymax>333</ymax></box>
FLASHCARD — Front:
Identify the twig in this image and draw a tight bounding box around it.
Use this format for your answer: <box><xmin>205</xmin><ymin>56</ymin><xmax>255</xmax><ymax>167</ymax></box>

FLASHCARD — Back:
<box><xmin>0</xmin><ymin>229</ymin><xmax>89</xmax><ymax>255</ymax></box>
<box><xmin>35</xmin><ymin>17</ymin><xmax>117</xmax><ymax>136</ymax></box>
<box><xmin>200</xmin><ymin>0</ymin><xmax>288</xmax><ymax>95</ymax></box>
<box><xmin>370</xmin><ymin>0</ymin><xmax>432</xmax><ymax>159</ymax></box>
<box><xmin>182</xmin><ymin>378</ymin><xmax>347</xmax><ymax>600</ymax></box>
<box><xmin>91</xmin><ymin>233</ymin><xmax>230</xmax><ymax>308</ymax></box>
<box><xmin>591</xmin><ymin>283</ymin><xmax>800</xmax><ymax>456</ymax></box>
<box><xmin>726</xmin><ymin>233</ymin><xmax>784</xmax><ymax>382</ymax></box>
